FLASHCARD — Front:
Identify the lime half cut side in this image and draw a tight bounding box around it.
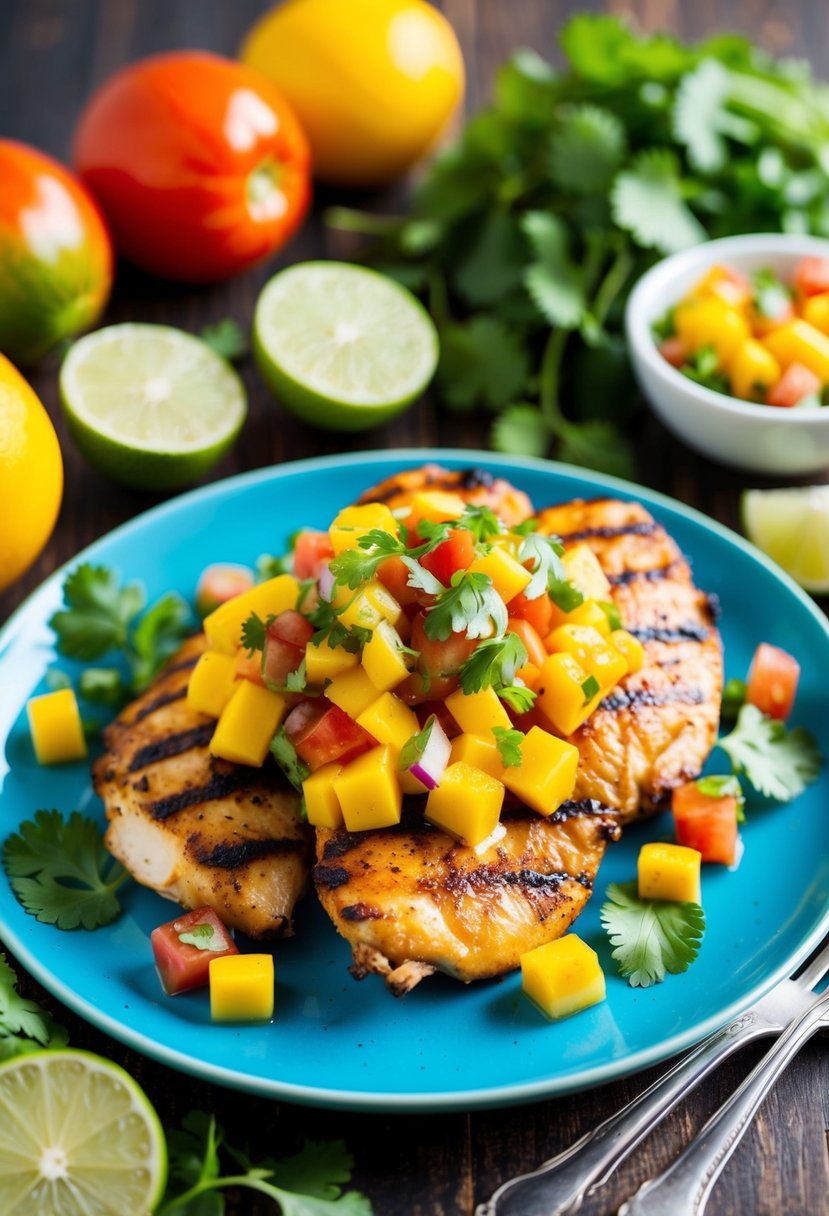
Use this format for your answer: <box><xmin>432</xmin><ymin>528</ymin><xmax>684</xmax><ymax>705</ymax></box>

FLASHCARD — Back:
<box><xmin>742</xmin><ymin>485</ymin><xmax>829</xmax><ymax>592</ymax></box>
<box><xmin>253</xmin><ymin>261</ymin><xmax>439</xmax><ymax>431</ymax></box>
<box><xmin>0</xmin><ymin>1049</ymin><xmax>167</xmax><ymax>1216</ymax></box>
<box><xmin>60</xmin><ymin>323</ymin><xmax>247</xmax><ymax>491</ymax></box>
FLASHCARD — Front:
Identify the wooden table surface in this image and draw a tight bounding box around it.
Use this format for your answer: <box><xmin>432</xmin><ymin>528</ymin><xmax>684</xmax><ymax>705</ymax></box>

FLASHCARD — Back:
<box><xmin>3</xmin><ymin>2</ymin><xmax>829</xmax><ymax>1213</ymax></box>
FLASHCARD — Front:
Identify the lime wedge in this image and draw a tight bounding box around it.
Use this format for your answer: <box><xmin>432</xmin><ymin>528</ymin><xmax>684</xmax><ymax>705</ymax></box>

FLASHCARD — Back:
<box><xmin>60</xmin><ymin>323</ymin><xmax>247</xmax><ymax>490</ymax></box>
<box><xmin>0</xmin><ymin>1049</ymin><xmax>167</xmax><ymax>1215</ymax></box>
<box><xmin>742</xmin><ymin>486</ymin><xmax>829</xmax><ymax>592</ymax></box>
<box><xmin>253</xmin><ymin>262</ymin><xmax>438</xmax><ymax>431</ymax></box>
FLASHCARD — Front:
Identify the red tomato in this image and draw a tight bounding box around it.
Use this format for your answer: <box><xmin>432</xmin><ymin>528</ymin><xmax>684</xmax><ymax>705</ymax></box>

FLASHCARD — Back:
<box><xmin>269</xmin><ymin>609</ymin><xmax>314</xmax><ymax>648</ymax></box>
<box><xmin>659</xmin><ymin>337</ymin><xmax>687</xmax><ymax>368</ymax></box>
<box><xmin>396</xmin><ymin>612</ymin><xmax>477</xmax><ymax>704</ymax></box>
<box><xmin>293</xmin><ymin>530</ymin><xmax>333</xmax><ymax>580</ymax></box>
<box><xmin>507</xmin><ymin>617</ymin><xmax>547</xmax><ymax>668</ymax></box>
<box><xmin>672</xmin><ymin>782</ymin><xmax>738</xmax><ymax>866</ymax></box>
<box><xmin>73</xmin><ymin>52</ymin><xmax>311</xmax><ymax>282</ymax></box>
<box><xmin>794</xmin><ymin>256</ymin><xmax>829</xmax><ymax>298</ymax></box>
<box><xmin>765</xmin><ymin>362</ymin><xmax>822</xmax><ymax>408</ymax></box>
<box><xmin>195</xmin><ymin>564</ymin><xmax>255</xmax><ymax>618</ymax></box>
<box><xmin>262</xmin><ymin>610</ymin><xmax>313</xmax><ymax>685</ymax></box>
<box><xmin>285</xmin><ymin>698</ymin><xmax>373</xmax><ymax>770</ymax></box>
<box><xmin>745</xmin><ymin>642</ymin><xmax>800</xmax><ymax>720</ymax></box>
<box><xmin>377</xmin><ymin>555</ymin><xmax>433</xmax><ymax>608</ymax></box>
<box><xmin>151</xmin><ymin>906</ymin><xmax>238</xmax><ymax>995</ymax></box>
<box><xmin>0</xmin><ymin>139</ymin><xmax>113</xmax><ymax>365</ymax></box>
<box><xmin>420</xmin><ymin>530</ymin><xmax>476</xmax><ymax>584</ymax></box>
<box><xmin>507</xmin><ymin>588</ymin><xmax>553</xmax><ymax>637</ymax></box>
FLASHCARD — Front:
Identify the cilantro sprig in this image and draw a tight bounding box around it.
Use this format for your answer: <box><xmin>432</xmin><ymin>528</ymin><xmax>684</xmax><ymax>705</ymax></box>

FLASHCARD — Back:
<box><xmin>0</xmin><ymin>953</ymin><xmax>67</xmax><ymax>1061</ymax></box>
<box><xmin>717</xmin><ymin>703</ymin><xmax>821</xmax><ymax>802</ymax></box>
<box><xmin>492</xmin><ymin>727</ymin><xmax>524</xmax><ymax>768</ymax></box>
<box><xmin>2</xmin><ymin>810</ymin><xmax>130</xmax><ymax>931</ymax></box>
<box><xmin>601</xmin><ymin>881</ymin><xmax>705</xmax><ymax>988</ymax></box>
<box><xmin>459</xmin><ymin>632</ymin><xmax>527</xmax><ymax>694</ymax></box>
<box><xmin>424</xmin><ymin>571</ymin><xmax>507</xmax><ymax>642</ymax></box>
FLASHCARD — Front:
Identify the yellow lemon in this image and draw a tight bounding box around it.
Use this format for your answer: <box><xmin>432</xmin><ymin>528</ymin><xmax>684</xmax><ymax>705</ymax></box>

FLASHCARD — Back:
<box><xmin>240</xmin><ymin>0</ymin><xmax>465</xmax><ymax>187</ymax></box>
<box><xmin>0</xmin><ymin>352</ymin><xmax>63</xmax><ymax>594</ymax></box>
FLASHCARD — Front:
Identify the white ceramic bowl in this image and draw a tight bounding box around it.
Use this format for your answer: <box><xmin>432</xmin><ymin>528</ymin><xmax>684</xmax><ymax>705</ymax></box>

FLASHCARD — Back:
<box><xmin>626</xmin><ymin>233</ymin><xmax>829</xmax><ymax>475</ymax></box>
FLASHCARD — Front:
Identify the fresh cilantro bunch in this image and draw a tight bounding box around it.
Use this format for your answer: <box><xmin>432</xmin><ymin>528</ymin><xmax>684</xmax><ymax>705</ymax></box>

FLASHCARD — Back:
<box><xmin>49</xmin><ymin>563</ymin><xmax>192</xmax><ymax>711</ymax></box>
<box><xmin>328</xmin><ymin>15</ymin><xmax>829</xmax><ymax>475</ymax></box>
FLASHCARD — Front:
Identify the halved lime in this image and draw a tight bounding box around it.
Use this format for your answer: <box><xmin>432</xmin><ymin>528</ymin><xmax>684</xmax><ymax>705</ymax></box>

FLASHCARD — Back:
<box><xmin>742</xmin><ymin>485</ymin><xmax>829</xmax><ymax>592</ymax></box>
<box><xmin>253</xmin><ymin>262</ymin><xmax>438</xmax><ymax>431</ymax></box>
<box><xmin>0</xmin><ymin>1049</ymin><xmax>167</xmax><ymax>1215</ymax></box>
<box><xmin>60</xmin><ymin>323</ymin><xmax>247</xmax><ymax>490</ymax></box>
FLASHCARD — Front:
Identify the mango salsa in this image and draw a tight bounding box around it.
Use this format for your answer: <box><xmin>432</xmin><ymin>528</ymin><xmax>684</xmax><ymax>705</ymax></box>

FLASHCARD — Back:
<box><xmin>303</xmin><ymin>762</ymin><xmax>345</xmax><ymax>829</ymax></box>
<box><xmin>203</xmin><ymin>574</ymin><xmax>299</xmax><ymax>654</ymax></box>
<box><xmin>325</xmin><ymin>665</ymin><xmax>381</xmax><ymax>718</ymax></box>
<box><xmin>27</xmin><ymin>688</ymin><xmax>87</xmax><ymax>765</ymax></box>
<box><xmin>329</xmin><ymin>503</ymin><xmax>399</xmax><ymax>554</ymax></box>
<box><xmin>520</xmin><ymin>934</ymin><xmax>606</xmax><ymax>1020</ymax></box>
<box><xmin>210</xmin><ymin>680</ymin><xmax>286</xmax><ymax>766</ymax></box>
<box><xmin>467</xmin><ymin>547</ymin><xmax>532</xmax><ymax>604</ymax></box>
<box><xmin>361</xmin><ymin>620</ymin><xmax>409</xmax><ymax>692</ymax></box>
<box><xmin>304</xmin><ymin>639</ymin><xmax>358</xmax><ymax>685</ymax></box>
<box><xmin>333</xmin><ymin>745</ymin><xmax>402</xmax><ymax>831</ymax></box>
<box><xmin>445</xmin><ymin>685</ymin><xmax>511</xmax><ymax>734</ymax></box>
<box><xmin>187</xmin><ymin>650</ymin><xmax>236</xmax><ymax>718</ymax></box>
<box><xmin>536</xmin><ymin>651</ymin><xmax>604</xmax><ymax>735</ymax></box>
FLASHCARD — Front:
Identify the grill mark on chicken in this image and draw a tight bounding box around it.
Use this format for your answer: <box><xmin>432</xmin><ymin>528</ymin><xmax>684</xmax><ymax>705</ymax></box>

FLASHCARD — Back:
<box><xmin>315</xmin><ymin>864</ymin><xmax>351</xmax><ymax>889</ymax></box>
<box><xmin>600</xmin><ymin>685</ymin><xmax>706</xmax><ymax>712</ymax></box>
<box><xmin>441</xmin><ymin>866</ymin><xmax>593</xmax><ymax>895</ymax></box>
<box><xmin>557</xmin><ymin>521</ymin><xmax>658</xmax><ymax>543</ymax></box>
<box><xmin>341</xmin><ymin>903</ymin><xmax>384</xmax><ymax>921</ymax></box>
<box><xmin>148</xmin><ymin>767</ymin><xmax>256</xmax><ymax>821</ymax></box>
<box><xmin>134</xmin><ymin>686</ymin><xmax>187</xmax><ymax>722</ymax></box>
<box><xmin>128</xmin><ymin>722</ymin><xmax>215</xmax><ymax>771</ymax></box>
<box><xmin>629</xmin><ymin>623</ymin><xmax>711</xmax><ymax>643</ymax></box>
<box><xmin>608</xmin><ymin>562</ymin><xmax>678</xmax><ymax>586</ymax></box>
<box><xmin>188</xmin><ymin>835</ymin><xmax>307</xmax><ymax>869</ymax></box>
<box><xmin>159</xmin><ymin>654</ymin><xmax>201</xmax><ymax>678</ymax></box>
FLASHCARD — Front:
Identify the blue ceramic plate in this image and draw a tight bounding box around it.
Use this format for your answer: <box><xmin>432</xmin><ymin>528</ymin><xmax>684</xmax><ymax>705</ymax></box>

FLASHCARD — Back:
<box><xmin>2</xmin><ymin>450</ymin><xmax>828</xmax><ymax>1112</ymax></box>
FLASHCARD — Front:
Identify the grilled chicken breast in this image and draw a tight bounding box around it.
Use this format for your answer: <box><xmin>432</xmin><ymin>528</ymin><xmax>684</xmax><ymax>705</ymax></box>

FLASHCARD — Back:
<box><xmin>358</xmin><ymin>463</ymin><xmax>533</xmax><ymax>526</ymax></box>
<box><xmin>315</xmin><ymin>801</ymin><xmax>620</xmax><ymax>991</ymax></box>
<box><xmin>536</xmin><ymin>498</ymin><xmax>723</xmax><ymax>822</ymax></box>
<box><xmin>94</xmin><ymin>636</ymin><xmax>312</xmax><ymax>938</ymax></box>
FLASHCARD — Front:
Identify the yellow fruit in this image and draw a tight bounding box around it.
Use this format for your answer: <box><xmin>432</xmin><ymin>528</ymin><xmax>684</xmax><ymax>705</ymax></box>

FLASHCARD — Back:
<box><xmin>638</xmin><ymin>842</ymin><xmax>702</xmax><ymax>904</ymax></box>
<box><xmin>0</xmin><ymin>353</ymin><xmax>63</xmax><ymax>593</ymax></box>
<box><xmin>240</xmin><ymin>0</ymin><xmax>465</xmax><ymax>187</ymax></box>
<box><xmin>209</xmin><ymin>954</ymin><xmax>275</xmax><ymax>1021</ymax></box>
<box><xmin>520</xmin><ymin>934</ymin><xmax>606</xmax><ymax>1021</ymax></box>
<box><xmin>27</xmin><ymin>688</ymin><xmax>87</xmax><ymax>765</ymax></box>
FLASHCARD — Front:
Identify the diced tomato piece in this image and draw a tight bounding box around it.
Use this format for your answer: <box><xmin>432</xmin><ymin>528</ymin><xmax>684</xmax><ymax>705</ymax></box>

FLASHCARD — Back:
<box><xmin>377</xmin><ymin>555</ymin><xmax>433</xmax><ymax>608</ymax></box>
<box><xmin>507</xmin><ymin>588</ymin><xmax>553</xmax><ymax>636</ymax></box>
<box><xmin>745</xmin><ymin>642</ymin><xmax>800</xmax><ymax>720</ymax></box>
<box><xmin>420</xmin><ymin>530</ymin><xmax>476</xmax><ymax>585</ymax></box>
<box><xmin>260</xmin><ymin>611</ymin><xmax>313</xmax><ymax>687</ymax></box>
<box><xmin>396</xmin><ymin>612</ymin><xmax>479</xmax><ymax>704</ymax></box>
<box><xmin>293</xmin><ymin>530</ymin><xmax>334</xmax><ymax>580</ymax></box>
<box><xmin>268</xmin><ymin>609</ymin><xmax>314</xmax><ymax>649</ymax></box>
<box><xmin>765</xmin><ymin>362</ymin><xmax>822</xmax><ymax>408</ymax></box>
<box><xmin>507</xmin><ymin>617</ymin><xmax>547</xmax><ymax>668</ymax></box>
<box><xmin>794</xmin><ymin>256</ymin><xmax>829</xmax><ymax>298</ymax></box>
<box><xmin>151</xmin><ymin>906</ymin><xmax>238</xmax><ymax>995</ymax></box>
<box><xmin>235</xmin><ymin>646</ymin><xmax>265</xmax><ymax>685</ymax></box>
<box><xmin>285</xmin><ymin>698</ymin><xmax>374</xmax><ymax>770</ymax></box>
<box><xmin>672</xmin><ymin>781</ymin><xmax>738</xmax><ymax>866</ymax></box>
<box><xmin>659</xmin><ymin>336</ymin><xmax>687</xmax><ymax>368</ymax></box>
<box><xmin>195</xmin><ymin>564</ymin><xmax>254</xmax><ymax>617</ymax></box>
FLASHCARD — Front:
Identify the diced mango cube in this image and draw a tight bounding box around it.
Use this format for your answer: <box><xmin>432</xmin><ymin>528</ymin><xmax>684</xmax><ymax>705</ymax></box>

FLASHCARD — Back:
<box><xmin>801</xmin><ymin>291</ymin><xmax>829</xmax><ymax>337</ymax></box>
<box><xmin>203</xmin><ymin>574</ymin><xmax>299</xmax><ymax>654</ymax></box>
<box><xmin>468</xmin><ymin>547</ymin><xmax>532</xmax><ymax>605</ymax></box>
<box><xmin>357</xmin><ymin>693</ymin><xmax>420</xmax><ymax>752</ymax></box>
<box><xmin>561</xmin><ymin>544</ymin><xmax>611</xmax><ymax>601</ymax></box>
<box><xmin>548</xmin><ymin>597</ymin><xmax>613</xmax><ymax>637</ymax></box>
<box><xmin>763</xmin><ymin>319</ymin><xmax>829</xmax><ymax>382</ymax></box>
<box><xmin>515</xmin><ymin>662</ymin><xmax>541</xmax><ymax>692</ymax></box>
<box><xmin>338</xmin><ymin>580</ymin><xmax>402</xmax><ymax>631</ymax></box>
<box><xmin>520</xmin><ymin>934</ymin><xmax>606</xmax><ymax>1021</ymax></box>
<box><xmin>449</xmin><ymin>732</ymin><xmax>506</xmax><ymax>781</ymax></box>
<box><xmin>611</xmin><ymin>629</ymin><xmax>645</xmax><ymax>674</ymax></box>
<box><xmin>333</xmin><ymin>746</ymin><xmax>402</xmax><ymax>831</ymax></box>
<box><xmin>209</xmin><ymin>954</ymin><xmax>274</xmax><ymax>1021</ymax></box>
<box><xmin>691</xmin><ymin>263</ymin><xmax>751</xmax><ymax>310</ymax></box>
<box><xmin>361</xmin><ymin>620</ymin><xmax>410</xmax><ymax>692</ymax></box>
<box><xmin>27</xmin><ymin>688</ymin><xmax>87</xmax><ymax>765</ymax></box>
<box><xmin>501</xmin><ymin>726</ymin><xmax>578</xmax><ymax>816</ymax></box>
<box><xmin>546</xmin><ymin>624</ymin><xmax>627</xmax><ymax>692</ymax></box>
<box><xmin>325</xmin><ymin>665</ymin><xmax>381</xmax><ymax>718</ymax></box>
<box><xmin>302</xmin><ymin>762</ymin><xmax>345</xmax><ymax>829</ymax></box>
<box><xmin>187</xmin><ymin>650</ymin><xmax>237</xmax><ymax>718</ymax></box>
<box><xmin>328</xmin><ymin>503</ymin><xmax>399</xmax><ymax>554</ymax></box>
<box><xmin>405</xmin><ymin>490</ymin><xmax>467</xmax><ymax>530</ymax></box>
<box><xmin>729</xmin><ymin>338</ymin><xmax>780</xmax><ymax>400</ymax></box>
<box><xmin>304</xmin><ymin>640</ymin><xmax>358</xmax><ymax>685</ymax></box>
<box><xmin>445</xmin><ymin>685</ymin><xmax>512</xmax><ymax>734</ymax></box>
<box><xmin>210</xmin><ymin>680</ymin><xmax>286</xmax><ymax>766</ymax></box>
<box><xmin>638</xmin><ymin>841</ymin><xmax>702</xmax><ymax>903</ymax></box>
<box><xmin>536</xmin><ymin>652</ymin><xmax>604</xmax><ymax>735</ymax></box>
<box><xmin>424</xmin><ymin>761</ymin><xmax>504</xmax><ymax>846</ymax></box>
<box><xmin>675</xmin><ymin>297</ymin><xmax>750</xmax><ymax>368</ymax></box>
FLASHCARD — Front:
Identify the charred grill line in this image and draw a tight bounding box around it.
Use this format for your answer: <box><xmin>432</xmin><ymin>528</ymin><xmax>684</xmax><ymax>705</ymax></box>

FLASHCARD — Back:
<box><xmin>457</xmin><ymin>467</ymin><xmax>495</xmax><ymax>490</ymax></box>
<box><xmin>608</xmin><ymin>562</ymin><xmax>678</xmax><ymax>586</ymax></box>
<box><xmin>340</xmin><ymin>903</ymin><xmax>384</xmax><ymax>921</ymax></box>
<box><xmin>128</xmin><ymin>722</ymin><xmax>214</xmax><ymax>772</ymax></box>
<box><xmin>455</xmin><ymin>867</ymin><xmax>592</xmax><ymax>893</ymax></box>
<box><xmin>558</xmin><ymin>521</ymin><xmax>658</xmax><ymax>543</ymax></box>
<box><xmin>134</xmin><ymin>686</ymin><xmax>187</xmax><ymax>722</ymax></box>
<box><xmin>189</xmin><ymin>835</ymin><xmax>306</xmax><ymax>869</ymax></box>
<box><xmin>629</xmin><ymin>623</ymin><xmax>711</xmax><ymax>643</ymax></box>
<box><xmin>159</xmin><ymin>653</ymin><xmax>200</xmax><ymax>678</ymax></box>
<box><xmin>500</xmin><ymin>798</ymin><xmax>617</xmax><ymax>824</ymax></box>
<box><xmin>314</xmin><ymin>864</ymin><xmax>351</xmax><ymax>889</ymax></box>
<box><xmin>148</xmin><ymin>767</ymin><xmax>257</xmax><ymax>821</ymax></box>
<box><xmin>600</xmin><ymin>685</ymin><xmax>706</xmax><ymax>712</ymax></box>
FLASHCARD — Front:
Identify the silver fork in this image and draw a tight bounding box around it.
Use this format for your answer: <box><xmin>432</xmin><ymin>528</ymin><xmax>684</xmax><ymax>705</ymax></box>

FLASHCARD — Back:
<box><xmin>476</xmin><ymin>938</ymin><xmax>829</xmax><ymax>1216</ymax></box>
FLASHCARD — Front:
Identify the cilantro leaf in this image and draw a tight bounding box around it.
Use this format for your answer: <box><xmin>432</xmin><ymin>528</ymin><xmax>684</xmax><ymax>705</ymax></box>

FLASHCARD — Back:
<box><xmin>50</xmin><ymin>564</ymin><xmax>144</xmax><ymax>660</ymax></box>
<box><xmin>557</xmin><ymin>420</ymin><xmax>637</xmax><ymax>481</ymax></box>
<box><xmin>673</xmin><ymin>59</ymin><xmax>732</xmax><ymax>172</ymax></box>
<box><xmin>498</xmin><ymin>684</ymin><xmax>536</xmax><ymax>714</ymax></box>
<box><xmin>178</xmin><ymin>923</ymin><xmax>228</xmax><ymax>952</ymax></box>
<box><xmin>241</xmin><ymin>612</ymin><xmax>267</xmax><ymax>654</ymax></box>
<box><xmin>453</xmin><ymin>210</ymin><xmax>526</xmax><ymax>307</ymax></box>
<box><xmin>0</xmin><ymin>953</ymin><xmax>67</xmax><ymax>1060</ymax></box>
<box><xmin>717</xmin><ymin>703</ymin><xmax>821</xmax><ymax>801</ymax></box>
<box><xmin>601</xmin><ymin>880</ymin><xmax>705</xmax><ymax>988</ymax></box>
<box><xmin>581</xmin><ymin>674</ymin><xmax>600</xmax><ymax>702</ymax></box>
<box><xmin>459</xmin><ymin>633</ymin><xmax>527</xmax><ymax>694</ymax></box>
<box><xmin>270</xmin><ymin>727</ymin><xmax>311</xmax><ymax>794</ymax></box>
<box><xmin>2</xmin><ymin>810</ymin><xmax>130</xmax><ymax>930</ymax></box>
<box><xmin>522</xmin><ymin>211</ymin><xmax>587</xmax><ymax>329</ymax></box>
<box><xmin>425</xmin><ymin>571</ymin><xmax>508</xmax><ymax>642</ymax></box>
<box><xmin>752</xmin><ymin>267</ymin><xmax>792</xmax><ymax>321</ymax></box>
<box><xmin>549</xmin><ymin>104</ymin><xmax>626</xmax><ymax>194</ymax></box>
<box><xmin>597</xmin><ymin>601</ymin><xmax>622</xmax><ymax>631</ymax></box>
<box><xmin>437</xmin><ymin>317</ymin><xmax>530</xmax><ymax>413</ymax></box>
<box><xmin>77</xmin><ymin>667</ymin><xmax>128</xmax><ymax>706</ymax></box>
<box><xmin>492</xmin><ymin>726</ymin><xmax>524</xmax><ymax>767</ymax></box>
<box><xmin>458</xmin><ymin>505</ymin><xmax>504</xmax><ymax>544</ymax></box>
<box><xmin>518</xmin><ymin>532</ymin><xmax>566</xmax><ymax>601</ymax></box>
<box><xmin>401</xmin><ymin>557</ymin><xmax>444</xmax><ymax>596</ymax></box>
<box><xmin>612</xmin><ymin>149</ymin><xmax>707</xmax><ymax>254</ymax></box>
<box><xmin>720</xmin><ymin>677</ymin><xmax>747</xmax><ymax>723</ymax></box>
<box><xmin>130</xmin><ymin>592</ymin><xmax>191</xmax><ymax>689</ymax></box>
<box><xmin>330</xmin><ymin>530</ymin><xmax>405</xmax><ymax>591</ymax></box>
<box><xmin>491</xmin><ymin>404</ymin><xmax>551</xmax><ymax>458</ymax></box>
<box><xmin>696</xmin><ymin>773</ymin><xmax>746</xmax><ymax>822</ymax></box>
<box><xmin>199</xmin><ymin>318</ymin><xmax>248</xmax><ymax>363</ymax></box>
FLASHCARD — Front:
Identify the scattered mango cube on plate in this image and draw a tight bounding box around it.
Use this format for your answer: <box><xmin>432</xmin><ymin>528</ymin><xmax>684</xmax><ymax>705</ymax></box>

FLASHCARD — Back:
<box><xmin>27</xmin><ymin>688</ymin><xmax>87</xmax><ymax>765</ymax></box>
<box><xmin>638</xmin><ymin>841</ymin><xmax>702</xmax><ymax>904</ymax></box>
<box><xmin>209</xmin><ymin>953</ymin><xmax>274</xmax><ymax>1022</ymax></box>
<box><xmin>520</xmin><ymin>934</ymin><xmax>606</xmax><ymax>1020</ymax></box>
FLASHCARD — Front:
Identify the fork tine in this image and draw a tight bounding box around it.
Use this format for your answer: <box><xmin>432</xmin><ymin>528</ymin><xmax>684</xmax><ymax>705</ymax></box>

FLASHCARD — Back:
<box><xmin>793</xmin><ymin>935</ymin><xmax>829</xmax><ymax>989</ymax></box>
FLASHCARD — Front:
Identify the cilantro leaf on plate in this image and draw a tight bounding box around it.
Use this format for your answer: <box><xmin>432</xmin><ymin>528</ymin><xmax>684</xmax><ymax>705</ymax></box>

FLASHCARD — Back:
<box><xmin>2</xmin><ymin>810</ymin><xmax>130</xmax><ymax>931</ymax></box>
<box><xmin>601</xmin><ymin>880</ymin><xmax>705</xmax><ymax>988</ymax></box>
<box><xmin>131</xmin><ymin>591</ymin><xmax>191</xmax><ymax>689</ymax></box>
<box><xmin>717</xmin><ymin>703</ymin><xmax>821</xmax><ymax>802</ymax></box>
<box><xmin>50</xmin><ymin>564</ymin><xmax>144</xmax><ymax>661</ymax></box>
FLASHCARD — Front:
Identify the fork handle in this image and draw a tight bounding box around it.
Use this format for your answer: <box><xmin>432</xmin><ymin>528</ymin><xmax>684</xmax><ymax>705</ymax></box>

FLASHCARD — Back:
<box><xmin>475</xmin><ymin>1009</ymin><xmax>768</xmax><ymax>1216</ymax></box>
<box><xmin>618</xmin><ymin>988</ymin><xmax>829</xmax><ymax>1216</ymax></box>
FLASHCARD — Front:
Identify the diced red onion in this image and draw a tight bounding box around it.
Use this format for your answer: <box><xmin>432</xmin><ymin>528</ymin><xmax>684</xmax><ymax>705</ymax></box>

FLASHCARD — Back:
<box><xmin>318</xmin><ymin>563</ymin><xmax>335</xmax><ymax>602</ymax></box>
<box><xmin>408</xmin><ymin>717</ymin><xmax>451</xmax><ymax>790</ymax></box>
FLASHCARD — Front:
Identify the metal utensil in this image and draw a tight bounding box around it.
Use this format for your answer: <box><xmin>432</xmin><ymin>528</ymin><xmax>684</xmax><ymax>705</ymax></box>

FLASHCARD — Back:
<box><xmin>618</xmin><ymin>983</ymin><xmax>829</xmax><ymax>1216</ymax></box>
<box><xmin>476</xmin><ymin>938</ymin><xmax>829</xmax><ymax>1216</ymax></box>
